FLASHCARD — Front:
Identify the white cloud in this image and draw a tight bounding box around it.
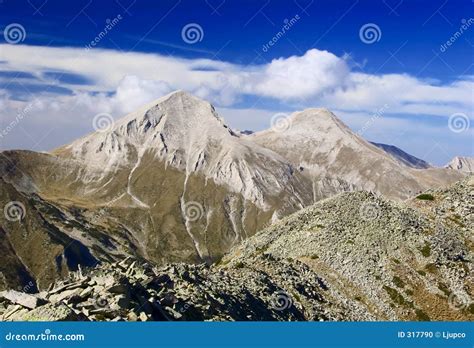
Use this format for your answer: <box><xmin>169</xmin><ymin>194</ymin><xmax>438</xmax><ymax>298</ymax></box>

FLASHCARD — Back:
<box><xmin>322</xmin><ymin>73</ymin><xmax>473</xmax><ymax>117</ymax></box>
<box><xmin>1</xmin><ymin>44</ymin><xmax>471</xmax><ymax>117</ymax></box>
<box><xmin>248</xmin><ymin>49</ymin><xmax>349</xmax><ymax>99</ymax></box>
<box><xmin>0</xmin><ymin>44</ymin><xmax>472</xmax><ymax>165</ymax></box>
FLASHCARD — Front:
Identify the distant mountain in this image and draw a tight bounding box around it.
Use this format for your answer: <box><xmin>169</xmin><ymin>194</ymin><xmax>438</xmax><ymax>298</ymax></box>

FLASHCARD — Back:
<box><xmin>247</xmin><ymin>108</ymin><xmax>460</xmax><ymax>200</ymax></box>
<box><xmin>445</xmin><ymin>156</ymin><xmax>474</xmax><ymax>173</ymax></box>
<box><xmin>0</xmin><ymin>92</ymin><xmax>466</xmax><ymax>291</ymax></box>
<box><xmin>370</xmin><ymin>142</ymin><xmax>431</xmax><ymax>169</ymax></box>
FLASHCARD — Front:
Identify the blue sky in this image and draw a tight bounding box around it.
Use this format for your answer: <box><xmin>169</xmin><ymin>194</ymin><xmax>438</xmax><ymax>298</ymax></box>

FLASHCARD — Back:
<box><xmin>0</xmin><ymin>0</ymin><xmax>472</xmax><ymax>165</ymax></box>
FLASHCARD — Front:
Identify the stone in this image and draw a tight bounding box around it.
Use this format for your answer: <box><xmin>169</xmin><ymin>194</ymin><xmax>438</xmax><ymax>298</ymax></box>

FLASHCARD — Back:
<box><xmin>127</xmin><ymin>312</ymin><xmax>138</xmax><ymax>321</ymax></box>
<box><xmin>6</xmin><ymin>303</ymin><xmax>87</xmax><ymax>321</ymax></box>
<box><xmin>94</xmin><ymin>275</ymin><xmax>115</xmax><ymax>288</ymax></box>
<box><xmin>107</xmin><ymin>284</ymin><xmax>129</xmax><ymax>294</ymax></box>
<box><xmin>79</xmin><ymin>287</ymin><xmax>94</xmax><ymax>298</ymax></box>
<box><xmin>139</xmin><ymin>312</ymin><xmax>148</xmax><ymax>322</ymax></box>
<box><xmin>49</xmin><ymin>288</ymin><xmax>82</xmax><ymax>304</ymax></box>
<box><xmin>0</xmin><ymin>290</ymin><xmax>45</xmax><ymax>309</ymax></box>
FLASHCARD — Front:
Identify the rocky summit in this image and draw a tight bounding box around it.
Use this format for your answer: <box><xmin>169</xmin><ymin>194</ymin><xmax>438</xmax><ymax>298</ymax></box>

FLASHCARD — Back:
<box><xmin>1</xmin><ymin>176</ymin><xmax>472</xmax><ymax>321</ymax></box>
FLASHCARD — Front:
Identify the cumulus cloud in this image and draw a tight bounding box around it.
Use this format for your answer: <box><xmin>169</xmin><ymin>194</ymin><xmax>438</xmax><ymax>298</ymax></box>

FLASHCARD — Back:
<box><xmin>248</xmin><ymin>49</ymin><xmax>349</xmax><ymax>99</ymax></box>
<box><xmin>0</xmin><ymin>44</ymin><xmax>472</xmax><ymax>165</ymax></box>
<box><xmin>1</xmin><ymin>44</ymin><xmax>471</xmax><ymax>116</ymax></box>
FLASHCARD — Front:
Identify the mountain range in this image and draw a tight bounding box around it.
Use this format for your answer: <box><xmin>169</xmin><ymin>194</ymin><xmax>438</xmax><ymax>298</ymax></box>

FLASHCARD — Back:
<box><xmin>0</xmin><ymin>91</ymin><xmax>471</xmax><ymax>305</ymax></box>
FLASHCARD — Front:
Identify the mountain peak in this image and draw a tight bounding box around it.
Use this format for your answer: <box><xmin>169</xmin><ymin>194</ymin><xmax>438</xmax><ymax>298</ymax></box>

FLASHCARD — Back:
<box><xmin>87</xmin><ymin>89</ymin><xmax>230</xmax><ymax>145</ymax></box>
<box><xmin>445</xmin><ymin>156</ymin><xmax>474</xmax><ymax>173</ymax></box>
<box><xmin>288</xmin><ymin>108</ymin><xmax>350</xmax><ymax>133</ymax></box>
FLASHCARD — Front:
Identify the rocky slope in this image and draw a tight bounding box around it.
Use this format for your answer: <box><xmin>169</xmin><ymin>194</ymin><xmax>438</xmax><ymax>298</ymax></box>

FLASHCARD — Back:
<box><xmin>0</xmin><ymin>92</ymin><xmax>466</xmax><ymax>292</ymax></box>
<box><xmin>1</xmin><ymin>177</ymin><xmax>472</xmax><ymax>321</ymax></box>
<box><xmin>446</xmin><ymin>156</ymin><xmax>474</xmax><ymax>173</ymax></box>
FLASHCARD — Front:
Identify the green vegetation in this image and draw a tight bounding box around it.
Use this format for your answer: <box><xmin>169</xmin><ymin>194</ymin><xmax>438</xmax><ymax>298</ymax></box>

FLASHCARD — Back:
<box><xmin>425</xmin><ymin>263</ymin><xmax>437</xmax><ymax>274</ymax></box>
<box><xmin>416</xmin><ymin>193</ymin><xmax>434</xmax><ymax>201</ymax></box>
<box><xmin>234</xmin><ymin>261</ymin><xmax>245</xmax><ymax>269</ymax></box>
<box><xmin>255</xmin><ymin>246</ymin><xmax>269</xmax><ymax>255</ymax></box>
<box><xmin>384</xmin><ymin>286</ymin><xmax>413</xmax><ymax>308</ymax></box>
<box><xmin>415</xmin><ymin>309</ymin><xmax>430</xmax><ymax>321</ymax></box>
<box><xmin>418</xmin><ymin>243</ymin><xmax>431</xmax><ymax>257</ymax></box>
<box><xmin>416</xmin><ymin>270</ymin><xmax>426</xmax><ymax>276</ymax></box>
<box><xmin>310</xmin><ymin>254</ymin><xmax>319</xmax><ymax>260</ymax></box>
<box><xmin>467</xmin><ymin>304</ymin><xmax>474</xmax><ymax>315</ymax></box>
<box><xmin>447</xmin><ymin>215</ymin><xmax>465</xmax><ymax>227</ymax></box>
<box><xmin>392</xmin><ymin>276</ymin><xmax>405</xmax><ymax>288</ymax></box>
<box><xmin>437</xmin><ymin>282</ymin><xmax>451</xmax><ymax>297</ymax></box>
<box><xmin>291</xmin><ymin>292</ymin><xmax>301</xmax><ymax>303</ymax></box>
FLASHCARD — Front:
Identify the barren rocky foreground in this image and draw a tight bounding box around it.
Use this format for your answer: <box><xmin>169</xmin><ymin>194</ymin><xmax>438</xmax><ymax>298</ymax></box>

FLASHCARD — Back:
<box><xmin>1</xmin><ymin>176</ymin><xmax>472</xmax><ymax>321</ymax></box>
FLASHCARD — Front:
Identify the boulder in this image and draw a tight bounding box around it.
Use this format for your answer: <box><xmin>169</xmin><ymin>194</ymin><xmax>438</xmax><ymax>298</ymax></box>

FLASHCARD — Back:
<box><xmin>0</xmin><ymin>290</ymin><xmax>46</xmax><ymax>309</ymax></box>
<box><xmin>6</xmin><ymin>303</ymin><xmax>88</xmax><ymax>321</ymax></box>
